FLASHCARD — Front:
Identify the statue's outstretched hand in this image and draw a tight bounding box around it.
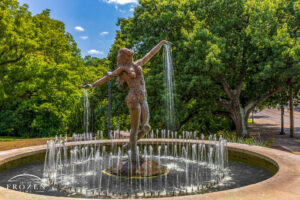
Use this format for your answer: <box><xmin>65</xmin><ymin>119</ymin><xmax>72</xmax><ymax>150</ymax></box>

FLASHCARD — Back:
<box><xmin>79</xmin><ymin>83</ymin><xmax>92</xmax><ymax>89</ymax></box>
<box><xmin>107</xmin><ymin>71</ymin><xmax>113</xmax><ymax>77</ymax></box>
<box><xmin>161</xmin><ymin>40</ymin><xmax>168</xmax><ymax>45</ymax></box>
<box><xmin>84</xmin><ymin>84</ymin><xmax>93</xmax><ymax>89</ymax></box>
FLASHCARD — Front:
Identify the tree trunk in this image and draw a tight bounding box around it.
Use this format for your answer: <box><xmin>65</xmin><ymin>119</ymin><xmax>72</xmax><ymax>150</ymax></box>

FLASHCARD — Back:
<box><xmin>232</xmin><ymin>112</ymin><xmax>248</xmax><ymax>136</ymax></box>
<box><xmin>229</xmin><ymin>99</ymin><xmax>248</xmax><ymax>136</ymax></box>
<box><xmin>280</xmin><ymin>105</ymin><xmax>285</xmax><ymax>135</ymax></box>
<box><xmin>289</xmin><ymin>87</ymin><xmax>294</xmax><ymax>138</ymax></box>
<box><xmin>217</xmin><ymin>75</ymin><xmax>284</xmax><ymax>137</ymax></box>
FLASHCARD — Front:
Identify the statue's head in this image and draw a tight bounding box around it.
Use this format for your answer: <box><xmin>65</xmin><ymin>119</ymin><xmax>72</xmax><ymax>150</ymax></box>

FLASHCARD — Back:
<box><xmin>117</xmin><ymin>48</ymin><xmax>134</xmax><ymax>65</ymax></box>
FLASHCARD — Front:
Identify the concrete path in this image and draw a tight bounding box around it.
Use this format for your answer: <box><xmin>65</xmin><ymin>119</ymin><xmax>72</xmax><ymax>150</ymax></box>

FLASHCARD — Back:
<box><xmin>250</xmin><ymin>108</ymin><xmax>300</xmax><ymax>154</ymax></box>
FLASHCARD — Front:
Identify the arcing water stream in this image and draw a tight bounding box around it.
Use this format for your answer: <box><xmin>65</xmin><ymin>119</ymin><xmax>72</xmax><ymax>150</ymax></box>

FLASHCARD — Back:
<box><xmin>163</xmin><ymin>44</ymin><xmax>176</xmax><ymax>131</ymax></box>
<box><xmin>83</xmin><ymin>89</ymin><xmax>89</xmax><ymax>134</ymax></box>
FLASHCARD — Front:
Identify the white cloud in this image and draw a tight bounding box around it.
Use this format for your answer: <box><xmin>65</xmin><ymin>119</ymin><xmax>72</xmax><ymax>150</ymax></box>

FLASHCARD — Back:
<box><xmin>100</xmin><ymin>31</ymin><xmax>109</xmax><ymax>36</ymax></box>
<box><xmin>75</xmin><ymin>26</ymin><xmax>84</xmax><ymax>31</ymax></box>
<box><xmin>88</xmin><ymin>49</ymin><xmax>104</xmax><ymax>55</ymax></box>
<box><xmin>80</xmin><ymin>36</ymin><xmax>88</xmax><ymax>40</ymax></box>
<box><xmin>114</xmin><ymin>5</ymin><xmax>126</xmax><ymax>12</ymax></box>
<box><xmin>103</xmin><ymin>0</ymin><xmax>138</xmax><ymax>5</ymax></box>
<box><xmin>129</xmin><ymin>7</ymin><xmax>134</xmax><ymax>12</ymax></box>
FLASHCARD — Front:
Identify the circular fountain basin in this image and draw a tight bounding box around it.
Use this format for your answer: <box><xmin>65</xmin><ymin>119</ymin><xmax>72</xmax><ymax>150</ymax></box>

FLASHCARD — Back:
<box><xmin>0</xmin><ymin>139</ymin><xmax>300</xmax><ymax>200</ymax></box>
<box><xmin>104</xmin><ymin>158</ymin><xmax>169</xmax><ymax>178</ymax></box>
<box><xmin>43</xmin><ymin>139</ymin><xmax>228</xmax><ymax>197</ymax></box>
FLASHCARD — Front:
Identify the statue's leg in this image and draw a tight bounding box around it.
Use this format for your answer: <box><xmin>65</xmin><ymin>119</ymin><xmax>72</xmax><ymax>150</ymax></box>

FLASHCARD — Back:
<box><xmin>138</xmin><ymin>99</ymin><xmax>151</xmax><ymax>140</ymax></box>
<box><xmin>128</xmin><ymin>102</ymin><xmax>141</xmax><ymax>161</ymax></box>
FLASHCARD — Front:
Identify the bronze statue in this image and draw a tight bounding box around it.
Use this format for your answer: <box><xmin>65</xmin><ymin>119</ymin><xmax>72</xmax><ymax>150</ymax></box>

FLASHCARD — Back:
<box><xmin>83</xmin><ymin>40</ymin><xmax>168</xmax><ymax>161</ymax></box>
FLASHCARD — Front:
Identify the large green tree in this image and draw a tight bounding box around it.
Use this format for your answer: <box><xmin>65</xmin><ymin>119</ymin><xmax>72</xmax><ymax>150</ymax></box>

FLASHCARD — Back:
<box><xmin>102</xmin><ymin>0</ymin><xmax>234</xmax><ymax>133</ymax></box>
<box><xmin>0</xmin><ymin>0</ymin><xmax>88</xmax><ymax>137</ymax></box>
<box><xmin>184</xmin><ymin>0</ymin><xmax>299</xmax><ymax>136</ymax></box>
<box><xmin>0</xmin><ymin>0</ymin><xmax>35</xmax><ymax>69</ymax></box>
<box><xmin>104</xmin><ymin>0</ymin><xmax>299</xmax><ymax>136</ymax></box>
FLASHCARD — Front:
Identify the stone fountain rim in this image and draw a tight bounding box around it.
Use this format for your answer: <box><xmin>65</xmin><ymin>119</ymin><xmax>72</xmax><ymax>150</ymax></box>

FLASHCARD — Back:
<box><xmin>0</xmin><ymin>138</ymin><xmax>299</xmax><ymax>200</ymax></box>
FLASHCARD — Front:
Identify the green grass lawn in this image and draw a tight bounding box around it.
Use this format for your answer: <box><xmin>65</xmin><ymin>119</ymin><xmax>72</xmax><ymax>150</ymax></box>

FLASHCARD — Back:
<box><xmin>0</xmin><ymin>136</ymin><xmax>26</xmax><ymax>141</ymax></box>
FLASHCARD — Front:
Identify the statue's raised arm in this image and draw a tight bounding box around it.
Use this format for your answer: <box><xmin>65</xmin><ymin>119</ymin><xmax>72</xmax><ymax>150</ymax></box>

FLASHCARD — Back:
<box><xmin>136</xmin><ymin>40</ymin><xmax>168</xmax><ymax>66</ymax></box>
<box><xmin>80</xmin><ymin>67</ymin><xmax>123</xmax><ymax>89</ymax></box>
<box><xmin>91</xmin><ymin>67</ymin><xmax>123</xmax><ymax>88</ymax></box>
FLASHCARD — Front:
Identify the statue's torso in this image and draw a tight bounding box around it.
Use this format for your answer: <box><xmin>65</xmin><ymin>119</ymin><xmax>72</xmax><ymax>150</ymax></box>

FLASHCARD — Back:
<box><xmin>121</xmin><ymin>64</ymin><xmax>146</xmax><ymax>104</ymax></box>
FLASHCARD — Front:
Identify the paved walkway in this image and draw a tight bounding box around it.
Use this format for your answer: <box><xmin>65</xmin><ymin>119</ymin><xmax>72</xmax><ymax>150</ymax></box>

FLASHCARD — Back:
<box><xmin>249</xmin><ymin>108</ymin><xmax>300</xmax><ymax>154</ymax></box>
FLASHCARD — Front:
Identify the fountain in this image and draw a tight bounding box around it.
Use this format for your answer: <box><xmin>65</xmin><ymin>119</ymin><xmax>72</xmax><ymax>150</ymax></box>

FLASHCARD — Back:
<box><xmin>1</xmin><ymin>41</ymin><xmax>291</xmax><ymax>200</ymax></box>
<box><xmin>42</xmin><ymin>42</ymin><xmax>228</xmax><ymax>198</ymax></box>
<box><xmin>43</xmin><ymin>132</ymin><xmax>227</xmax><ymax>198</ymax></box>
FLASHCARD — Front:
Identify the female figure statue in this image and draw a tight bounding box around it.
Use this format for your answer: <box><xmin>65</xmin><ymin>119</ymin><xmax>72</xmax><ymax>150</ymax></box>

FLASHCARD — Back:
<box><xmin>84</xmin><ymin>40</ymin><xmax>168</xmax><ymax>161</ymax></box>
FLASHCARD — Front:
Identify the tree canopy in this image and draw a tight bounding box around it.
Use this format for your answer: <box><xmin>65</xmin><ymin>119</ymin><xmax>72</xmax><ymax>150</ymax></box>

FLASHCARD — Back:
<box><xmin>0</xmin><ymin>0</ymin><xmax>299</xmax><ymax>137</ymax></box>
<box><xmin>0</xmin><ymin>0</ymin><xmax>104</xmax><ymax>137</ymax></box>
<box><xmin>102</xmin><ymin>0</ymin><xmax>299</xmax><ymax>135</ymax></box>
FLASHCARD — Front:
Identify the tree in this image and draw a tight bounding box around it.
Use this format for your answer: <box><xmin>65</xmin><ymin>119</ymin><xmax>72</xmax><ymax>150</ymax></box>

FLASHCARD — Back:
<box><xmin>102</xmin><ymin>0</ymin><xmax>235</xmax><ymax>133</ymax></box>
<box><xmin>0</xmin><ymin>1</ymin><xmax>87</xmax><ymax>137</ymax></box>
<box><xmin>183</xmin><ymin>0</ymin><xmax>300</xmax><ymax>136</ymax></box>
<box><xmin>104</xmin><ymin>0</ymin><xmax>299</xmax><ymax>136</ymax></box>
<box><xmin>0</xmin><ymin>0</ymin><xmax>37</xmax><ymax>68</ymax></box>
<box><xmin>0</xmin><ymin>0</ymin><xmax>37</xmax><ymax>99</ymax></box>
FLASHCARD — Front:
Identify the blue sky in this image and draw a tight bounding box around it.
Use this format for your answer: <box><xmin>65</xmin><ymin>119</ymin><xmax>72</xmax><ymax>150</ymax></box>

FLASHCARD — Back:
<box><xmin>18</xmin><ymin>0</ymin><xmax>139</xmax><ymax>58</ymax></box>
